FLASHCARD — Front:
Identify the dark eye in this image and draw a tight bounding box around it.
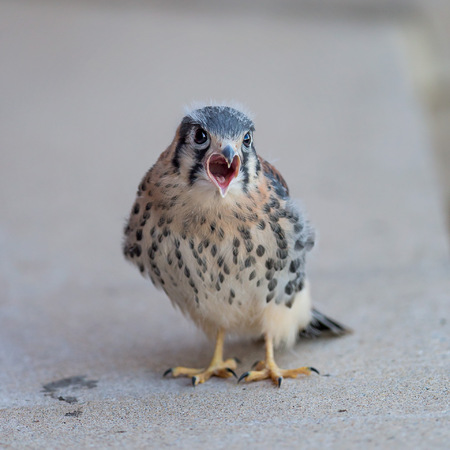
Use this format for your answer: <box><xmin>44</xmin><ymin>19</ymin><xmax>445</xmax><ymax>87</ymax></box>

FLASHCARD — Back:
<box><xmin>243</xmin><ymin>132</ymin><xmax>252</xmax><ymax>147</ymax></box>
<box><xmin>194</xmin><ymin>128</ymin><xmax>208</xmax><ymax>145</ymax></box>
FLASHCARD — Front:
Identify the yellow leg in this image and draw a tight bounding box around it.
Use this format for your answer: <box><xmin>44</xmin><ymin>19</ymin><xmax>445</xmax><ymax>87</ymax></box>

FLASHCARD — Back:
<box><xmin>163</xmin><ymin>329</ymin><xmax>239</xmax><ymax>386</ymax></box>
<box><xmin>238</xmin><ymin>334</ymin><xmax>319</xmax><ymax>387</ymax></box>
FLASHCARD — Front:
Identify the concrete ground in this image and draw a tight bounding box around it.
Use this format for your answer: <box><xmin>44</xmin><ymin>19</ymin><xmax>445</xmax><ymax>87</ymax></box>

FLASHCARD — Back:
<box><xmin>0</xmin><ymin>1</ymin><xmax>448</xmax><ymax>448</ymax></box>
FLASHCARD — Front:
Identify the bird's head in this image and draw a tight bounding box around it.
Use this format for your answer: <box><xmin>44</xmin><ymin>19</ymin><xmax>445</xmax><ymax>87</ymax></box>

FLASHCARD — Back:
<box><xmin>171</xmin><ymin>105</ymin><xmax>259</xmax><ymax>199</ymax></box>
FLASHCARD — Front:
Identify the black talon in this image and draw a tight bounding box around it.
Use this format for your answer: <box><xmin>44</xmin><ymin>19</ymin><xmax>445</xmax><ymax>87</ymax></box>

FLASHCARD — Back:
<box><xmin>226</xmin><ymin>368</ymin><xmax>237</xmax><ymax>378</ymax></box>
<box><xmin>191</xmin><ymin>376</ymin><xmax>197</xmax><ymax>386</ymax></box>
<box><xmin>233</xmin><ymin>357</ymin><xmax>241</xmax><ymax>364</ymax></box>
<box><xmin>238</xmin><ymin>372</ymin><xmax>249</xmax><ymax>383</ymax></box>
<box><xmin>251</xmin><ymin>360</ymin><xmax>261</xmax><ymax>369</ymax></box>
<box><xmin>309</xmin><ymin>367</ymin><xmax>320</xmax><ymax>375</ymax></box>
<box><xmin>277</xmin><ymin>377</ymin><xmax>283</xmax><ymax>388</ymax></box>
<box><xmin>163</xmin><ymin>368</ymin><xmax>173</xmax><ymax>377</ymax></box>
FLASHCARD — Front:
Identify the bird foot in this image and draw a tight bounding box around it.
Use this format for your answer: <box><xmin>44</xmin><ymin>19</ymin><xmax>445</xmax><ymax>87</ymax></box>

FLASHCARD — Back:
<box><xmin>164</xmin><ymin>357</ymin><xmax>239</xmax><ymax>386</ymax></box>
<box><xmin>239</xmin><ymin>360</ymin><xmax>319</xmax><ymax>387</ymax></box>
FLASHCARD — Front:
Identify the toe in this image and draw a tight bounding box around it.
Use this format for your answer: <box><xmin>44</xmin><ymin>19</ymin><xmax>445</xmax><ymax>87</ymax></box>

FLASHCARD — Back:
<box><xmin>238</xmin><ymin>372</ymin><xmax>250</xmax><ymax>383</ymax></box>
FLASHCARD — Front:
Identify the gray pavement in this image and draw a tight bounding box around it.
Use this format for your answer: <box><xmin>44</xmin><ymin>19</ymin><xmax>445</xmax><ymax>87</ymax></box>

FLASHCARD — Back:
<box><xmin>1</xmin><ymin>1</ymin><xmax>449</xmax><ymax>448</ymax></box>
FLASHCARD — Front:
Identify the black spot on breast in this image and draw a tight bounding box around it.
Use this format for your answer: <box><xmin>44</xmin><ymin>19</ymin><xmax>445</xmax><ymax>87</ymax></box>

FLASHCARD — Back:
<box><xmin>285</xmin><ymin>298</ymin><xmax>294</xmax><ymax>309</ymax></box>
<box><xmin>305</xmin><ymin>237</ymin><xmax>315</xmax><ymax>251</ymax></box>
<box><xmin>266</xmin><ymin>292</ymin><xmax>275</xmax><ymax>303</ymax></box>
<box><xmin>265</xmin><ymin>269</ymin><xmax>274</xmax><ymax>280</ymax></box>
<box><xmin>289</xmin><ymin>259</ymin><xmax>301</xmax><ymax>273</ymax></box>
<box><xmin>184</xmin><ymin>266</ymin><xmax>190</xmax><ymax>278</ymax></box>
<box><xmin>294</xmin><ymin>223</ymin><xmax>302</xmax><ymax>233</ymax></box>
<box><xmin>216</xmin><ymin>281</ymin><xmax>221</xmax><ymax>291</ymax></box>
<box><xmin>175</xmin><ymin>249</ymin><xmax>182</xmax><ymax>260</ymax></box>
<box><xmin>268</xmin><ymin>279</ymin><xmax>277</xmax><ymax>291</ymax></box>
<box><xmin>218</xmin><ymin>228</ymin><xmax>225</xmax><ymax>240</ymax></box>
<box><xmin>134</xmin><ymin>244</ymin><xmax>142</xmax><ymax>257</ymax></box>
<box><xmin>245</xmin><ymin>240</ymin><xmax>254</xmax><ymax>253</ymax></box>
<box><xmin>238</xmin><ymin>225</ymin><xmax>251</xmax><ymax>240</ymax></box>
<box><xmin>198</xmin><ymin>242</ymin><xmax>203</xmax><ymax>254</ymax></box>
<box><xmin>256</xmin><ymin>245</ymin><xmax>265</xmax><ymax>257</ymax></box>
<box><xmin>277</xmin><ymin>239</ymin><xmax>288</xmax><ymax>249</ymax></box>
<box><xmin>211</xmin><ymin>244</ymin><xmax>217</xmax><ymax>257</ymax></box>
<box><xmin>133</xmin><ymin>203</ymin><xmax>140</xmax><ymax>214</ymax></box>
<box><xmin>223</xmin><ymin>263</ymin><xmax>230</xmax><ymax>275</ymax></box>
<box><xmin>269</xmin><ymin>222</ymin><xmax>285</xmax><ymax>240</ymax></box>
<box><xmin>257</xmin><ymin>220</ymin><xmax>266</xmax><ymax>230</ymax></box>
<box><xmin>136</xmin><ymin>229</ymin><xmax>142</xmax><ymax>241</ymax></box>
<box><xmin>219</xmin><ymin>272</ymin><xmax>224</xmax><ymax>283</ymax></box>
<box><xmin>153</xmin><ymin>265</ymin><xmax>161</xmax><ymax>277</ymax></box>
<box><xmin>276</xmin><ymin>249</ymin><xmax>289</xmax><ymax>260</ymax></box>
<box><xmin>233</xmin><ymin>211</ymin><xmax>246</xmax><ymax>222</ymax></box>
<box><xmin>294</xmin><ymin>240</ymin><xmax>304</xmax><ymax>251</ymax></box>
<box><xmin>265</xmin><ymin>258</ymin><xmax>274</xmax><ymax>270</ymax></box>
<box><xmin>210</xmin><ymin>222</ymin><xmax>216</xmax><ymax>233</ymax></box>
<box><xmin>217</xmin><ymin>256</ymin><xmax>224</xmax><ymax>268</ymax></box>
<box><xmin>244</xmin><ymin>256</ymin><xmax>255</xmax><ymax>268</ymax></box>
<box><xmin>263</xmin><ymin>204</ymin><xmax>271</xmax><ymax>214</ymax></box>
<box><xmin>285</xmin><ymin>282</ymin><xmax>294</xmax><ymax>296</ymax></box>
<box><xmin>269</xmin><ymin>197</ymin><xmax>280</xmax><ymax>209</ymax></box>
<box><xmin>145</xmin><ymin>202</ymin><xmax>153</xmax><ymax>210</ymax></box>
<box><xmin>233</xmin><ymin>237</ymin><xmax>240</xmax><ymax>248</ymax></box>
<box><xmin>249</xmin><ymin>270</ymin><xmax>256</xmax><ymax>281</ymax></box>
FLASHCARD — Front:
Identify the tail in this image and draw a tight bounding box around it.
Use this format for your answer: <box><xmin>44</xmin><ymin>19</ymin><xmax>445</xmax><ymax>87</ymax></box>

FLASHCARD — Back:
<box><xmin>299</xmin><ymin>308</ymin><xmax>351</xmax><ymax>338</ymax></box>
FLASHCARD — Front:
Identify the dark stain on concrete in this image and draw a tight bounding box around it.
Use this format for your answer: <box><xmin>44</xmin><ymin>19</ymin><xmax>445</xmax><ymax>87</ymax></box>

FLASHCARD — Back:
<box><xmin>65</xmin><ymin>409</ymin><xmax>83</xmax><ymax>417</ymax></box>
<box><xmin>42</xmin><ymin>375</ymin><xmax>98</xmax><ymax>404</ymax></box>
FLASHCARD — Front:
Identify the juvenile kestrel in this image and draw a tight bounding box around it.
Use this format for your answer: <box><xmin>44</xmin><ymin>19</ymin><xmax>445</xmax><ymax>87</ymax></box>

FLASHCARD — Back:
<box><xmin>123</xmin><ymin>105</ymin><xmax>347</xmax><ymax>386</ymax></box>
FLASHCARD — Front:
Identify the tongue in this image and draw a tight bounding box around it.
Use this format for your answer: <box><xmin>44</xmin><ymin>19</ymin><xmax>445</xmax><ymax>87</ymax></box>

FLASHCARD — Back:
<box><xmin>216</xmin><ymin>175</ymin><xmax>226</xmax><ymax>184</ymax></box>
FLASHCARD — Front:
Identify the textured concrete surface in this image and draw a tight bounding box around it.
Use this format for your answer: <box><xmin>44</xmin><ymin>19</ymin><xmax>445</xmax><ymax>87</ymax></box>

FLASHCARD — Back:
<box><xmin>1</xmin><ymin>1</ymin><xmax>449</xmax><ymax>448</ymax></box>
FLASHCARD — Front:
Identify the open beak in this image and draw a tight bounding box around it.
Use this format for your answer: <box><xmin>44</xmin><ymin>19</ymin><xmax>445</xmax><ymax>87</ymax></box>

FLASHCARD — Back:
<box><xmin>206</xmin><ymin>145</ymin><xmax>240</xmax><ymax>197</ymax></box>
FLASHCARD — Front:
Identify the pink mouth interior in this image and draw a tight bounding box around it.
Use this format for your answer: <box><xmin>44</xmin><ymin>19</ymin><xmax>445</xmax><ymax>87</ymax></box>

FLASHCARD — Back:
<box><xmin>207</xmin><ymin>154</ymin><xmax>240</xmax><ymax>191</ymax></box>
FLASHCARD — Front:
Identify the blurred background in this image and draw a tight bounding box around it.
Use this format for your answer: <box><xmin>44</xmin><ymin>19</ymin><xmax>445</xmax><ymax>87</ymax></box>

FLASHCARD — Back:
<box><xmin>0</xmin><ymin>0</ymin><xmax>449</xmax><ymax>445</ymax></box>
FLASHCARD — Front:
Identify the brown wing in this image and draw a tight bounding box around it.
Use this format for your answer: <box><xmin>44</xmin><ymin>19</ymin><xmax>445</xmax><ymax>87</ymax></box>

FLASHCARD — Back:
<box><xmin>258</xmin><ymin>156</ymin><xmax>290</xmax><ymax>198</ymax></box>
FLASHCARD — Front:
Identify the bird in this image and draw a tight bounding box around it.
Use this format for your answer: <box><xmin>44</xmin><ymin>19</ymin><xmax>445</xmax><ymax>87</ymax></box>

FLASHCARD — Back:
<box><xmin>123</xmin><ymin>104</ymin><xmax>348</xmax><ymax>387</ymax></box>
